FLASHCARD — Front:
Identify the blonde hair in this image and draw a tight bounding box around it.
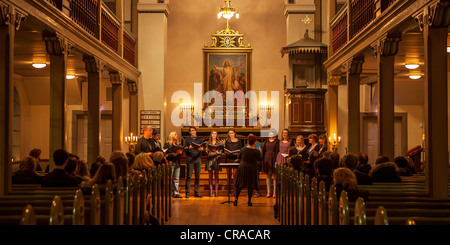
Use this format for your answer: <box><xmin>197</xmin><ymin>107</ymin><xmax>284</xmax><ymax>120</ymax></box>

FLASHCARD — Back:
<box><xmin>333</xmin><ymin>167</ymin><xmax>357</xmax><ymax>190</ymax></box>
<box><xmin>167</xmin><ymin>131</ymin><xmax>179</xmax><ymax>145</ymax></box>
<box><xmin>153</xmin><ymin>151</ymin><xmax>165</xmax><ymax>163</ymax></box>
<box><xmin>133</xmin><ymin>153</ymin><xmax>154</xmax><ymax>171</ymax></box>
<box><xmin>295</xmin><ymin>135</ymin><xmax>305</xmax><ymax>146</ymax></box>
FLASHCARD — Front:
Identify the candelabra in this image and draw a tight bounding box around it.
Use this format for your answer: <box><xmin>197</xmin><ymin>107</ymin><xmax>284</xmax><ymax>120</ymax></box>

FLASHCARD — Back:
<box><xmin>259</xmin><ymin>103</ymin><xmax>274</xmax><ymax>119</ymax></box>
<box><xmin>125</xmin><ymin>133</ymin><xmax>138</xmax><ymax>153</ymax></box>
<box><xmin>329</xmin><ymin>133</ymin><xmax>341</xmax><ymax>153</ymax></box>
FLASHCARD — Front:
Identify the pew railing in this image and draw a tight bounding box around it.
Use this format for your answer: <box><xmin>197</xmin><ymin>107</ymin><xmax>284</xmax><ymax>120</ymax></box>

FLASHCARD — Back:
<box><xmin>50</xmin><ymin>195</ymin><xmax>64</xmax><ymax>225</ymax></box>
<box><xmin>338</xmin><ymin>190</ymin><xmax>349</xmax><ymax>225</ymax></box>
<box><xmin>374</xmin><ymin>206</ymin><xmax>389</xmax><ymax>225</ymax></box>
<box><xmin>90</xmin><ymin>184</ymin><xmax>101</xmax><ymax>225</ymax></box>
<box><xmin>328</xmin><ymin>184</ymin><xmax>338</xmax><ymax>225</ymax></box>
<box><xmin>304</xmin><ymin>174</ymin><xmax>311</xmax><ymax>225</ymax></box>
<box><xmin>73</xmin><ymin>189</ymin><xmax>85</xmax><ymax>225</ymax></box>
<box><xmin>318</xmin><ymin>180</ymin><xmax>328</xmax><ymax>225</ymax></box>
<box><xmin>115</xmin><ymin>177</ymin><xmax>125</xmax><ymax>225</ymax></box>
<box><xmin>310</xmin><ymin>177</ymin><xmax>318</xmax><ymax>225</ymax></box>
<box><xmin>104</xmin><ymin>181</ymin><xmax>114</xmax><ymax>225</ymax></box>
<box><xmin>354</xmin><ymin>196</ymin><xmax>367</xmax><ymax>225</ymax></box>
<box><xmin>20</xmin><ymin>205</ymin><xmax>36</xmax><ymax>225</ymax></box>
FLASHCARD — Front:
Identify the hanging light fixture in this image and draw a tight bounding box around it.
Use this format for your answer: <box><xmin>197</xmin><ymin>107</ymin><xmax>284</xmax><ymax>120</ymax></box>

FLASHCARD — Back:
<box><xmin>218</xmin><ymin>0</ymin><xmax>239</xmax><ymax>20</ymax></box>
<box><xmin>32</xmin><ymin>62</ymin><xmax>47</xmax><ymax>69</ymax></box>
<box><xmin>404</xmin><ymin>63</ymin><xmax>419</xmax><ymax>69</ymax></box>
<box><xmin>409</xmin><ymin>71</ymin><xmax>422</xmax><ymax>80</ymax></box>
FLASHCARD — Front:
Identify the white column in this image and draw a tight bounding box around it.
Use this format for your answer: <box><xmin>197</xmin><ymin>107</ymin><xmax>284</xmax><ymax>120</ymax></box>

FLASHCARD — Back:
<box><xmin>137</xmin><ymin>0</ymin><xmax>169</xmax><ymax>140</ymax></box>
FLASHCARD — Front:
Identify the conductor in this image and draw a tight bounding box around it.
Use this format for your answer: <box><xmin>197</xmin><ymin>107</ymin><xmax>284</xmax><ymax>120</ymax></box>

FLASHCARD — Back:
<box><xmin>234</xmin><ymin>134</ymin><xmax>262</xmax><ymax>206</ymax></box>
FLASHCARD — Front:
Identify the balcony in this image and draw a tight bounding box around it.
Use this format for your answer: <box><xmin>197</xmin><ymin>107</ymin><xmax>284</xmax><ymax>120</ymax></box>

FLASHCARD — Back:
<box><xmin>329</xmin><ymin>0</ymin><xmax>398</xmax><ymax>55</ymax></box>
<box><xmin>43</xmin><ymin>0</ymin><xmax>137</xmax><ymax>66</ymax></box>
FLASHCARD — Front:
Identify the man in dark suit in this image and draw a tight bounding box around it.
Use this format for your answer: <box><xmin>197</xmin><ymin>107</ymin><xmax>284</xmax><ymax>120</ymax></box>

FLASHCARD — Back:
<box><xmin>184</xmin><ymin>126</ymin><xmax>204</xmax><ymax>198</ymax></box>
<box><xmin>135</xmin><ymin>125</ymin><xmax>158</xmax><ymax>158</ymax></box>
<box><xmin>41</xmin><ymin>149</ymin><xmax>79</xmax><ymax>187</ymax></box>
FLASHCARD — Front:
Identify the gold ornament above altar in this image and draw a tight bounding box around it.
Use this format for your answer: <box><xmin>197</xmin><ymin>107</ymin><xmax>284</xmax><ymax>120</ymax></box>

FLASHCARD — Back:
<box><xmin>205</xmin><ymin>0</ymin><xmax>251</xmax><ymax>49</ymax></box>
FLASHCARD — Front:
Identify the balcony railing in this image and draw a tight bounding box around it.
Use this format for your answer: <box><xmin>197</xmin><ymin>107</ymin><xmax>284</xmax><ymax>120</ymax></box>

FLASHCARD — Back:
<box><xmin>49</xmin><ymin>0</ymin><xmax>136</xmax><ymax>66</ymax></box>
<box><xmin>101</xmin><ymin>3</ymin><xmax>120</xmax><ymax>53</ymax></box>
<box><xmin>123</xmin><ymin>29</ymin><xmax>137</xmax><ymax>65</ymax></box>
<box><xmin>330</xmin><ymin>0</ymin><xmax>398</xmax><ymax>54</ymax></box>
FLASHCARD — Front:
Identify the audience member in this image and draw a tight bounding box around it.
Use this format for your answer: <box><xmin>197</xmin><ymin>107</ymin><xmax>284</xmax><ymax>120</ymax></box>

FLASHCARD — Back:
<box><xmin>371</xmin><ymin>161</ymin><xmax>402</xmax><ymax>182</ymax></box>
<box><xmin>90</xmin><ymin>155</ymin><xmax>105</xmax><ymax>178</ymax></box>
<box><xmin>394</xmin><ymin>156</ymin><xmax>413</xmax><ymax>176</ymax></box>
<box><xmin>304</xmin><ymin>151</ymin><xmax>320</xmax><ymax>178</ymax></box>
<box><xmin>357</xmin><ymin>152</ymin><xmax>372</xmax><ymax>173</ymax></box>
<box><xmin>287</xmin><ymin>146</ymin><xmax>304</xmax><ymax>172</ymax></box>
<box><xmin>126</xmin><ymin>152</ymin><xmax>136</xmax><ymax>170</ymax></box>
<box><xmin>110</xmin><ymin>150</ymin><xmax>129</xmax><ymax>181</ymax></box>
<box><xmin>314</xmin><ymin>157</ymin><xmax>334</xmax><ymax>191</ymax></box>
<box><xmin>405</xmin><ymin>156</ymin><xmax>417</xmax><ymax>174</ymax></box>
<box><xmin>375</xmin><ymin>155</ymin><xmax>390</xmax><ymax>165</ymax></box>
<box><xmin>342</xmin><ymin>153</ymin><xmax>372</xmax><ymax>185</ymax></box>
<box><xmin>333</xmin><ymin>167</ymin><xmax>369</xmax><ymax>202</ymax></box>
<box><xmin>65</xmin><ymin>155</ymin><xmax>83</xmax><ymax>184</ymax></box>
<box><xmin>81</xmin><ymin>162</ymin><xmax>117</xmax><ymax>193</ymax></box>
<box><xmin>41</xmin><ymin>149</ymin><xmax>79</xmax><ymax>187</ymax></box>
<box><xmin>76</xmin><ymin>160</ymin><xmax>91</xmax><ymax>182</ymax></box>
<box><xmin>29</xmin><ymin>148</ymin><xmax>43</xmax><ymax>172</ymax></box>
<box><xmin>132</xmin><ymin>153</ymin><xmax>154</xmax><ymax>176</ymax></box>
<box><xmin>12</xmin><ymin>156</ymin><xmax>42</xmax><ymax>184</ymax></box>
<box><xmin>153</xmin><ymin>151</ymin><xmax>165</xmax><ymax>166</ymax></box>
<box><xmin>329</xmin><ymin>152</ymin><xmax>340</xmax><ymax>170</ymax></box>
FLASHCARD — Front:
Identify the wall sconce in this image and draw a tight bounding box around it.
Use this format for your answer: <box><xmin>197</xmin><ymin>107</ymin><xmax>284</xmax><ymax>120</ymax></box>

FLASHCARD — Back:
<box><xmin>125</xmin><ymin>133</ymin><xmax>138</xmax><ymax>153</ymax></box>
<box><xmin>329</xmin><ymin>133</ymin><xmax>341</xmax><ymax>153</ymax></box>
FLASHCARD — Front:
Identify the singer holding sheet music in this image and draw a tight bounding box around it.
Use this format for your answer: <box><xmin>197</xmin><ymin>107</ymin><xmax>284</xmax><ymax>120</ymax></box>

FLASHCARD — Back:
<box><xmin>184</xmin><ymin>126</ymin><xmax>204</xmax><ymax>198</ymax></box>
<box><xmin>262</xmin><ymin>129</ymin><xmax>279</xmax><ymax>198</ymax></box>
<box><xmin>164</xmin><ymin>131</ymin><xmax>184</xmax><ymax>198</ymax></box>
<box><xmin>276</xmin><ymin>129</ymin><xmax>292</xmax><ymax>165</ymax></box>
<box><xmin>135</xmin><ymin>125</ymin><xmax>159</xmax><ymax>157</ymax></box>
<box><xmin>224</xmin><ymin>128</ymin><xmax>242</xmax><ymax>197</ymax></box>
<box><xmin>205</xmin><ymin>131</ymin><xmax>223</xmax><ymax>197</ymax></box>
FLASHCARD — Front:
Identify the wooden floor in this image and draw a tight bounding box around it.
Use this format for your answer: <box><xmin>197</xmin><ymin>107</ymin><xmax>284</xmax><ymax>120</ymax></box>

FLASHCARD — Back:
<box><xmin>166</xmin><ymin>195</ymin><xmax>279</xmax><ymax>225</ymax></box>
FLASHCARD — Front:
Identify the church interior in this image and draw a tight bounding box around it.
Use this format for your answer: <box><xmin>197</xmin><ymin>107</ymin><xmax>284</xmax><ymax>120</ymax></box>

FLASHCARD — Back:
<box><xmin>0</xmin><ymin>0</ymin><xmax>450</xmax><ymax>228</ymax></box>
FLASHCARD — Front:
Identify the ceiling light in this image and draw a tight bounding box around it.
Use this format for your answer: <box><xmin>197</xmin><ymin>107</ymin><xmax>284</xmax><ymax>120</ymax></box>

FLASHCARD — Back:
<box><xmin>405</xmin><ymin>63</ymin><xmax>419</xmax><ymax>69</ymax></box>
<box><xmin>409</xmin><ymin>71</ymin><xmax>422</xmax><ymax>80</ymax></box>
<box><xmin>66</xmin><ymin>74</ymin><xmax>76</xmax><ymax>79</ymax></box>
<box><xmin>217</xmin><ymin>0</ymin><xmax>239</xmax><ymax>20</ymax></box>
<box><xmin>447</xmin><ymin>46</ymin><xmax>450</xmax><ymax>53</ymax></box>
<box><xmin>32</xmin><ymin>63</ymin><xmax>46</xmax><ymax>69</ymax></box>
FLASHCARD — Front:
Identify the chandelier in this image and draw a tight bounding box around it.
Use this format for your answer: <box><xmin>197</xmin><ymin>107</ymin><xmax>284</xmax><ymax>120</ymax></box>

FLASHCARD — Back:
<box><xmin>217</xmin><ymin>0</ymin><xmax>239</xmax><ymax>20</ymax></box>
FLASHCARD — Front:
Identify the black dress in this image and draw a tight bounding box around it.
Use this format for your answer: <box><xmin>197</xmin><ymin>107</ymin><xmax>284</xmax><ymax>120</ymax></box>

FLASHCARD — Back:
<box><xmin>235</xmin><ymin>147</ymin><xmax>262</xmax><ymax>189</ymax></box>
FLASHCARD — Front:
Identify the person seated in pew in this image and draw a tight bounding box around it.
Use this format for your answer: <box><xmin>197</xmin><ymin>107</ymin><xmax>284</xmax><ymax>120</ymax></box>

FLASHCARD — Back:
<box><xmin>333</xmin><ymin>167</ymin><xmax>369</xmax><ymax>202</ymax></box>
<box><xmin>28</xmin><ymin>148</ymin><xmax>43</xmax><ymax>172</ymax></box>
<box><xmin>90</xmin><ymin>155</ymin><xmax>106</xmax><ymax>178</ymax></box>
<box><xmin>314</xmin><ymin>157</ymin><xmax>334</xmax><ymax>191</ymax></box>
<box><xmin>130</xmin><ymin>153</ymin><xmax>154</xmax><ymax>177</ymax></box>
<box><xmin>342</xmin><ymin>153</ymin><xmax>373</xmax><ymax>185</ymax></box>
<box><xmin>75</xmin><ymin>160</ymin><xmax>91</xmax><ymax>182</ymax></box>
<box><xmin>357</xmin><ymin>152</ymin><xmax>372</xmax><ymax>174</ymax></box>
<box><xmin>152</xmin><ymin>151</ymin><xmax>166</xmax><ymax>166</ymax></box>
<box><xmin>394</xmin><ymin>156</ymin><xmax>413</xmax><ymax>176</ymax></box>
<box><xmin>304</xmin><ymin>151</ymin><xmax>320</xmax><ymax>179</ymax></box>
<box><xmin>329</xmin><ymin>152</ymin><xmax>340</xmax><ymax>170</ymax></box>
<box><xmin>12</xmin><ymin>156</ymin><xmax>42</xmax><ymax>184</ymax></box>
<box><xmin>370</xmin><ymin>161</ymin><xmax>402</xmax><ymax>183</ymax></box>
<box><xmin>65</xmin><ymin>154</ymin><xmax>84</xmax><ymax>185</ymax></box>
<box><xmin>41</xmin><ymin>149</ymin><xmax>79</xmax><ymax>187</ymax></box>
<box><xmin>110</xmin><ymin>150</ymin><xmax>129</xmax><ymax>183</ymax></box>
<box><xmin>375</xmin><ymin>155</ymin><xmax>390</xmax><ymax>165</ymax></box>
<box><xmin>81</xmin><ymin>162</ymin><xmax>117</xmax><ymax>194</ymax></box>
<box><xmin>405</xmin><ymin>156</ymin><xmax>417</xmax><ymax>175</ymax></box>
<box><xmin>287</xmin><ymin>146</ymin><xmax>304</xmax><ymax>172</ymax></box>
